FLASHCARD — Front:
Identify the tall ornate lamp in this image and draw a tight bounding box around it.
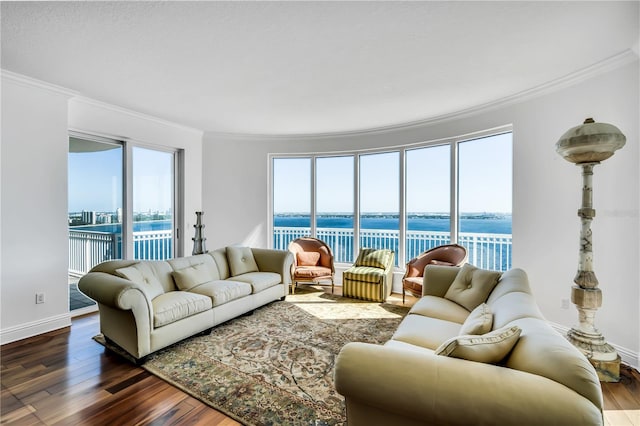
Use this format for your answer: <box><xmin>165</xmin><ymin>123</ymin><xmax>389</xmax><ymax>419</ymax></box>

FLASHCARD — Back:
<box><xmin>556</xmin><ymin>118</ymin><xmax>626</xmax><ymax>382</ymax></box>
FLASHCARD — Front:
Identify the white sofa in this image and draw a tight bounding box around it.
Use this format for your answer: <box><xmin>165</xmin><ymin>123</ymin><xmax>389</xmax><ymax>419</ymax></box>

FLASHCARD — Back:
<box><xmin>335</xmin><ymin>264</ymin><xmax>604</xmax><ymax>425</ymax></box>
<box><xmin>78</xmin><ymin>246</ymin><xmax>293</xmax><ymax>361</ymax></box>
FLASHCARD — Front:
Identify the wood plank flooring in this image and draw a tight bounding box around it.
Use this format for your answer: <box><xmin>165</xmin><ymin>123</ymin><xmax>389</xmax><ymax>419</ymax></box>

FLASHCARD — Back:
<box><xmin>2</xmin><ymin>288</ymin><xmax>639</xmax><ymax>425</ymax></box>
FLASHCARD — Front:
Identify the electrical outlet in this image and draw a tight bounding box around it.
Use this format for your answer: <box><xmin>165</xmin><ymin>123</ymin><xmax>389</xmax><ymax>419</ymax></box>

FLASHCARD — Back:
<box><xmin>36</xmin><ymin>292</ymin><xmax>45</xmax><ymax>304</ymax></box>
<box><xmin>561</xmin><ymin>298</ymin><xmax>570</xmax><ymax>309</ymax></box>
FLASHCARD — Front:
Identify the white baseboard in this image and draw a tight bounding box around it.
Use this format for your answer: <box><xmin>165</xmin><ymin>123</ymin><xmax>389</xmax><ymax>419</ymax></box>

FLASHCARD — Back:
<box><xmin>71</xmin><ymin>304</ymin><xmax>98</xmax><ymax>318</ymax></box>
<box><xmin>549</xmin><ymin>322</ymin><xmax>639</xmax><ymax>369</ymax></box>
<box><xmin>0</xmin><ymin>313</ymin><xmax>71</xmax><ymax>345</ymax></box>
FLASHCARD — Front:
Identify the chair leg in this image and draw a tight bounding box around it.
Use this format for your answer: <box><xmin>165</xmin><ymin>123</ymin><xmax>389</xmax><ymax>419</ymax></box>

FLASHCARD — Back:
<box><xmin>331</xmin><ymin>279</ymin><xmax>334</xmax><ymax>294</ymax></box>
<box><xmin>402</xmin><ymin>289</ymin><xmax>405</xmax><ymax>304</ymax></box>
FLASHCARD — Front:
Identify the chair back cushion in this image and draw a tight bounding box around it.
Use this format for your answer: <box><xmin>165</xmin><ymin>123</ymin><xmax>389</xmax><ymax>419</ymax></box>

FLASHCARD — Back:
<box><xmin>289</xmin><ymin>237</ymin><xmax>333</xmax><ymax>268</ymax></box>
<box><xmin>297</xmin><ymin>251</ymin><xmax>321</xmax><ymax>266</ymax></box>
<box><xmin>355</xmin><ymin>248</ymin><xmax>393</xmax><ymax>269</ymax></box>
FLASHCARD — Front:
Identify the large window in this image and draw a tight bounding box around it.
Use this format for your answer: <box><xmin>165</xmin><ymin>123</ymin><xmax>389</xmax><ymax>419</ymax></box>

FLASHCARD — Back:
<box><xmin>132</xmin><ymin>147</ymin><xmax>175</xmax><ymax>260</ymax></box>
<box><xmin>360</xmin><ymin>152</ymin><xmax>399</xmax><ymax>265</ymax></box>
<box><xmin>316</xmin><ymin>156</ymin><xmax>354</xmax><ymax>263</ymax></box>
<box><xmin>270</xmin><ymin>129</ymin><xmax>512</xmax><ymax>271</ymax></box>
<box><xmin>68</xmin><ymin>135</ymin><xmax>181</xmax><ymax>311</ymax></box>
<box><xmin>405</xmin><ymin>144</ymin><xmax>451</xmax><ymax>260</ymax></box>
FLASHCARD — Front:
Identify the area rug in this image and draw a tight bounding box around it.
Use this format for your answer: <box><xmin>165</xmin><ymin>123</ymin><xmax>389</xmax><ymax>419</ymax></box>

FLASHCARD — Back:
<box><xmin>97</xmin><ymin>288</ymin><xmax>409</xmax><ymax>426</ymax></box>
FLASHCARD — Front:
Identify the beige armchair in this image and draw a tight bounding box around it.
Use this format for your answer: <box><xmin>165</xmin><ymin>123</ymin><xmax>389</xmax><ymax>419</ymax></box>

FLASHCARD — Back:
<box><xmin>402</xmin><ymin>244</ymin><xmax>467</xmax><ymax>303</ymax></box>
<box><xmin>288</xmin><ymin>237</ymin><xmax>335</xmax><ymax>294</ymax></box>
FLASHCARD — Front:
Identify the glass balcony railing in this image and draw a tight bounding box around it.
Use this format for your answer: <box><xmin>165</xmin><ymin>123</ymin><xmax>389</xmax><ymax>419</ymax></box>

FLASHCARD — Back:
<box><xmin>274</xmin><ymin>227</ymin><xmax>512</xmax><ymax>271</ymax></box>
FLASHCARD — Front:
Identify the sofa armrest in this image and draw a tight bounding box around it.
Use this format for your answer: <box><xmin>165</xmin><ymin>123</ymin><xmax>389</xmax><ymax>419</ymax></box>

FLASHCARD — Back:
<box><xmin>78</xmin><ymin>272</ymin><xmax>153</xmax><ymax>318</ymax></box>
<box><xmin>422</xmin><ymin>264</ymin><xmax>460</xmax><ymax>297</ymax></box>
<box><xmin>251</xmin><ymin>248</ymin><xmax>294</xmax><ymax>285</ymax></box>
<box><xmin>334</xmin><ymin>342</ymin><xmax>603</xmax><ymax>426</ymax></box>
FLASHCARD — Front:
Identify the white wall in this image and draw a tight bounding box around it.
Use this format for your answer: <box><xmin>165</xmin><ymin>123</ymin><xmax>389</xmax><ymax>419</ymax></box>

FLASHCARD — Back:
<box><xmin>1</xmin><ymin>77</ymin><xmax>73</xmax><ymax>342</ymax></box>
<box><xmin>203</xmin><ymin>58</ymin><xmax>639</xmax><ymax>366</ymax></box>
<box><xmin>0</xmin><ymin>74</ymin><xmax>204</xmax><ymax>344</ymax></box>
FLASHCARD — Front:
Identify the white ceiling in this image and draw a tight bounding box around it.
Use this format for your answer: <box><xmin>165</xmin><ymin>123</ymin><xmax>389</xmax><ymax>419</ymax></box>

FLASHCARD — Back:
<box><xmin>2</xmin><ymin>1</ymin><xmax>638</xmax><ymax>136</ymax></box>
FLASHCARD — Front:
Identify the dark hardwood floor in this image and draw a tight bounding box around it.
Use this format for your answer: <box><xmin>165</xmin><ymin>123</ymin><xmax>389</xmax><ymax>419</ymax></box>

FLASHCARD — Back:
<box><xmin>1</xmin><ymin>288</ymin><xmax>639</xmax><ymax>425</ymax></box>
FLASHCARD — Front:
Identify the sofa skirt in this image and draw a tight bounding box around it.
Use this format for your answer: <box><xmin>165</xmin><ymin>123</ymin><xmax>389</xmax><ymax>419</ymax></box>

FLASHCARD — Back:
<box><xmin>343</xmin><ymin>278</ymin><xmax>391</xmax><ymax>302</ymax></box>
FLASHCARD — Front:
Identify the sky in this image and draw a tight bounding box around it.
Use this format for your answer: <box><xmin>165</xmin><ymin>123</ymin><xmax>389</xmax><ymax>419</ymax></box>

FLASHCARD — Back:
<box><xmin>68</xmin><ymin>144</ymin><xmax>173</xmax><ymax>213</ymax></box>
<box><xmin>273</xmin><ymin>132</ymin><xmax>512</xmax><ymax>214</ymax></box>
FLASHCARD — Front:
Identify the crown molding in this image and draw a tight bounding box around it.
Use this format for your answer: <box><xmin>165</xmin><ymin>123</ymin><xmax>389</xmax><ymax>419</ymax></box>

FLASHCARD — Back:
<box><xmin>205</xmin><ymin>49</ymin><xmax>639</xmax><ymax>141</ymax></box>
<box><xmin>70</xmin><ymin>96</ymin><xmax>204</xmax><ymax>137</ymax></box>
<box><xmin>2</xmin><ymin>69</ymin><xmax>204</xmax><ymax>137</ymax></box>
<box><xmin>1</xmin><ymin>69</ymin><xmax>79</xmax><ymax>97</ymax></box>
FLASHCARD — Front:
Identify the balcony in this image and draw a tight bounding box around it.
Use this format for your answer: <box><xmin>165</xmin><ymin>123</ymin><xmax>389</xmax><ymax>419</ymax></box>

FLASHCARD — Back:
<box><xmin>68</xmin><ymin>228</ymin><xmax>173</xmax><ymax>276</ymax></box>
<box><xmin>274</xmin><ymin>227</ymin><xmax>512</xmax><ymax>271</ymax></box>
<box><xmin>68</xmin><ymin>226</ymin><xmax>511</xmax><ymax>277</ymax></box>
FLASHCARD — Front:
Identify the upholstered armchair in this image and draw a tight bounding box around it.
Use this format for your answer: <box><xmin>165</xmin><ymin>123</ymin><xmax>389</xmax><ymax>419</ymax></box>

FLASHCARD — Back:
<box><xmin>343</xmin><ymin>248</ymin><xmax>395</xmax><ymax>302</ymax></box>
<box><xmin>402</xmin><ymin>243</ymin><xmax>467</xmax><ymax>303</ymax></box>
<box><xmin>288</xmin><ymin>237</ymin><xmax>335</xmax><ymax>294</ymax></box>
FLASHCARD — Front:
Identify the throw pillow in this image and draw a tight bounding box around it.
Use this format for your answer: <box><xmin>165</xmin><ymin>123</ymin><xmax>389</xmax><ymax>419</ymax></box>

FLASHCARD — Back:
<box><xmin>459</xmin><ymin>303</ymin><xmax>493</xmax><ymax>335</ymax></box>
<box><xmin>435</xmin><ymin>325</ymin><xmax>522</xmax><ymax>364</ymax></box>
<box><xmin>114</xmin><ymin>262</ymin><xmax>164</xmax><ymax>300</ymax></box>
<box><xmin>355</xmin><ymin>248</ymin><xmax>392</xmax><ymax>269</ymax></box>
<box><xmin>444</xmin><ymin>263</ymin><xmax>502</xmax><ymax>311</ymax></box>
<box><xmin>172</xmin><ymin>263</ymin><xmax>213</xmax><ymax>291</ymax></box>
<box><xmin>297</xmin><ymin>251</ymin><xmax>321</xmax><ymax>266</ymax></box>
<box><xmin>227</xmin><ymin>246</ymin><xmax>259</xmax><ymax>276</ymax></box>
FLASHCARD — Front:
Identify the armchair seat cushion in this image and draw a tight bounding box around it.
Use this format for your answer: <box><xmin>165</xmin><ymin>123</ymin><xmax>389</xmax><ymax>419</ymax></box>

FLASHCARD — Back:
<box><xmin>293</xmin><ymin>265</ymin><xmax>333</xmax><ymax>279</ymax></box>
<box><xmin>231</xmin><ymin>271</ymin><xmax>282</xmax><ymax>293</ymax></box>
<box><xmin>152</xmin><ymin>291</ymin><xmax>212</xmax><ymax>328</ymax></box>
<box><xmin>189</xmin><ymin>280</ymin><xmax>252</xmax><ymax>307</ymax></box>
<box><xmin>343</xmin><ymin>266</ymin><xmax>386</xmax><ymax>284</ymax></box>
<box><xmin>403</xmin><ymin>276</ymin><xmax>422</xmax><ymax>294</ymax></box>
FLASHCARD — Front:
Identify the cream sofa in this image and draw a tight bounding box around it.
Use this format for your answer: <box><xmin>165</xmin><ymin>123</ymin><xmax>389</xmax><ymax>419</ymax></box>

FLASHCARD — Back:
<box><xmin>78</xmin><ymin>246</ymin><xmax>293</xmax><ymax>361</ymax></box>
<box><xmin>335</xmin><ymin>264</ymin><xmax>604</xmax><ymax>426</ymax></box>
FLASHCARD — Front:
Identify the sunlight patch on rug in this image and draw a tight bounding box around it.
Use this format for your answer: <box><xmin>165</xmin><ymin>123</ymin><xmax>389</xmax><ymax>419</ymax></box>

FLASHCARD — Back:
<box><xmin>140</xmin><ymin>288</ymin><xmax>408</xmax><ymax>426</ymax></box>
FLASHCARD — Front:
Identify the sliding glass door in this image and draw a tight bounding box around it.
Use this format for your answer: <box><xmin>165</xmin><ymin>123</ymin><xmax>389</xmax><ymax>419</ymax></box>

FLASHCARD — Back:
<box><xmin>132</xmin><ymin>147</ymin><xmax>175</xmax><ymax>260</ymax></box>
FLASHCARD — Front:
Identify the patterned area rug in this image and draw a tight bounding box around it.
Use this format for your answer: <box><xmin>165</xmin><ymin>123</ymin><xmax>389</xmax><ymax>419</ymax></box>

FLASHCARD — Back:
<box><xmin>137</xmin><ymin>288</ymin><xmax>407</xmax><ymax>426</ymax></box>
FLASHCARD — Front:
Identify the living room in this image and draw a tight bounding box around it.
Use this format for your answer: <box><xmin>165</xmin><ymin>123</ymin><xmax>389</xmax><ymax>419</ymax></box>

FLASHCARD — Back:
<box><xmin>1</xmin><ymin>1</ymin><xmax>639</xmax><ymax>424</ymax></box>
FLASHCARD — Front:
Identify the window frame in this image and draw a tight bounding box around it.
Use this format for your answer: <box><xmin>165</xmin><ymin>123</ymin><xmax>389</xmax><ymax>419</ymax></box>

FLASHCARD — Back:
<box><xmin>268</xmin><ymin>125</ymin><xmax>512</xmax><ymax>269</ymax></box>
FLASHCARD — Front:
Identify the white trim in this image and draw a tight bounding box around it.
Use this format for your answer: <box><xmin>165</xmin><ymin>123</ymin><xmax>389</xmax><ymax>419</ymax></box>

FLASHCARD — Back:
<box><xmin>204</xmin><ymin>49</ymin><xmax>638</xmax><ymax>140</ymax></box>
<box><xmin>1</xmin><ymin>69</ymin><xmax>78</xmax><ymax>97</ymax></box>
<box><xmin>70</xmin><ymin>96</ymin><xmax>204</xmax><ymax>137</ymax></box>
<box><xmin>549</xmin><ymin>321</ymin><xmax>639</xmax><ymax>369</ymax></box>
<box><xmin>0</xmin><ymin>313</ymin><xmax>71</xmax><ymax>345</ymax></box>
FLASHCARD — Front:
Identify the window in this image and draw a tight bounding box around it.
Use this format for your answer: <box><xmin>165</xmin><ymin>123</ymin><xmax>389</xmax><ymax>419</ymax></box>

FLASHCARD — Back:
<box><xmin>360</xmin><ymin>152</ymin><xmax>399</xmax><ymax>265</ymax></box>
<box><xmin>132</xmin><ymin>147</ymin><xmax>175</xmax><ymax>260</ymax></box>
<box><xmin>405</xmin><ymin>144</ymin><xmax>451</xmax><ymax>260</ymax></box>
<box><xmin>316</xmin><ymin>156</ymin><xmax>354</xmax><ymax>263</ymax></box>
<box><xmin>458</xmin><ymin>133</ymin><xmax>512</xmax><ymax>270</ymax></box>
<box><xmin>272</xmin><ymin>158</ymin><xmax>311</xmax><ymax>248</ymax></box>
<box><xmin>270</xmin><ymin>128</ymin><xmax>512</xmax><ymax>272</ymax></box>
<box><xmin>68</xmin><ymin>137</ymin><xmax>123</xmax><ymax>277</ymax></box>
<box><xmin>68</xmin><ymin>134</ymin><xmax>181</xmax><ymax>311</ymax></box>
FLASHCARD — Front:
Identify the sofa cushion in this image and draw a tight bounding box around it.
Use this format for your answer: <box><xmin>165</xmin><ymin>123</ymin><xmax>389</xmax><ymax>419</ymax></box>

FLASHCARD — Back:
<box><xmin>409</xmin><ymin>295</ymin><xmax>470</xmax><ymax>324</ymax></box>
<box><xmin>231</xmin><ymin>272</ymin><xmax>282</xmax><ymax>293</ymax></box>
<box><xmin>355</xmin><ymin>248</ymin><xmax>392</xmax><ymax>269</ymax></box>
<box><xmin>444</xmin><ymin>264</ymin><xmax>501</xmax><ymax>311</ymax></box>
<box><xmin>391</xmin><ymin>314</ymin><xmax>462</xmax><ymax>350</ymax></box>
<box><xmin>297</xmin><ymin>251</ymin><xmax>321</xmax><ymax>266</ymax></box>
<box><xmin>343</xmin><ymin>266</ymin><xmax>385</xmax><ymax>284</ymax></box>
<box><xmin>171</xmin><ymin>263</ymin><xmax>214</xmax><ymax>291</ymax></box>
<box><xmin>227</xmin><ymin>246</ymin><xmax>259</xmax><ymax>276</ymax></box>
<box><xmin>151</xmin><ymin>291</ymin><xmax>212</xmax><ymax>328</ymax></box>
<box><xmin>189</xmin><ymin>280</ymin><xmax>252</xmax><ymax>307</ymax></box>
<box><xmin>115</xmin><ymin>262</ymin><xmax>165</xmax><ymax>300</ymax></box>
<box><xmin>435</xmin><ymin>325</ymin><xmax>521</xmax><ymax>364</ymax></box>
<box><xmin>459</xmin><ymin>303</ymin><xmax>493</xmax><ymax>335</ymax></box>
